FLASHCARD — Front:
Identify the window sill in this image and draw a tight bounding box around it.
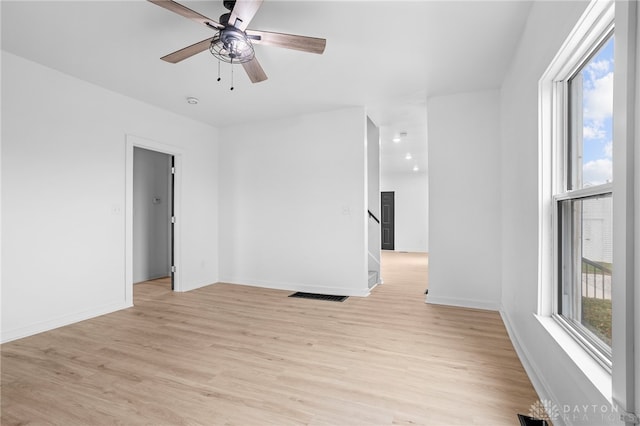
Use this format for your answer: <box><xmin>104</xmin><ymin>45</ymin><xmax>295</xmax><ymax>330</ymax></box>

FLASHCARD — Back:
<box><xmin>535</xmin><ymin>314</ymin><xmax>612</xmax><ymax>402</ymax></box>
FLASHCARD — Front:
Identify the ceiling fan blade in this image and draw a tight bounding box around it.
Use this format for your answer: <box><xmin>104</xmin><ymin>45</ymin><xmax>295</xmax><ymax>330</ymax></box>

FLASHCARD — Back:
<box><xmin>246</xmin><ymin>30</ymin><xmax>326</xmax><ymax>54</ymax></box>
<box><xmin>228</xmin><ymin>0</ymin><xmax>263</xmax><ymax>31</ymax></box>
<box><xmin>148</xmin><ymin>0</ymin><xmax>223</xmax><ymax>29</ymax></box>
<box><xmin>242</xmin><ymin>57</ymin><xmax>268</xmax><ymax>83</ymax></box>
<box><xmin>161</xmin><ymin>37</ymin><xmax>213</xmax><ymax>63</ymax></box>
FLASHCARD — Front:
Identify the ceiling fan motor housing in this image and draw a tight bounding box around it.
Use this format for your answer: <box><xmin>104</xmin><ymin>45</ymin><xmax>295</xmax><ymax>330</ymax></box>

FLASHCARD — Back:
<box><xmin>219</xmin><ymin>12</ymin><xmax>231</xmax><ymax>26</ymax></box>
<box><xmin>210</xmin><ymin>27</ymin><xmax>255</xmax><ymax>63</ymax></box>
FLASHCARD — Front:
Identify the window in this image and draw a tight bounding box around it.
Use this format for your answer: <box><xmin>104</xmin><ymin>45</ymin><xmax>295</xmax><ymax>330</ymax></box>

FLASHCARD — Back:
<box><xmin>556</xmin><ymin>33</ymin><xmax>615</xmax><ymax>368</ymax></box>
<box><xmin>540</xmin><ymin>0</ymin><xmax>638</xmax><ymax>414</ymax></box>
<box><xmin>539</xmin><ymin>3</ymin><xmax>616</xmax><ymax>369</ymax></box>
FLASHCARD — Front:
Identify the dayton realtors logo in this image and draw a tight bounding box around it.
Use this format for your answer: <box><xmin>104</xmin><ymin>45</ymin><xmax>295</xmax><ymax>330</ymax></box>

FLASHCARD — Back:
<box><xmin>529</xmin><ymin>399</ymin><xmax>560</xmax><ymax>422</ymax></box>
<box><xmin>529</xmin><ymin>399</ymin><xmax>622</xmax><ymax>424</ymax></box>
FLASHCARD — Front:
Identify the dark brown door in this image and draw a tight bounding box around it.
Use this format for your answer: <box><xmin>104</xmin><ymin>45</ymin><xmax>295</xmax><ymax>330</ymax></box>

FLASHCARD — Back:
<box><xmin>381</xmin><ymin>191</ymin><xmax>395</xmax><ymax>250</ymax></box>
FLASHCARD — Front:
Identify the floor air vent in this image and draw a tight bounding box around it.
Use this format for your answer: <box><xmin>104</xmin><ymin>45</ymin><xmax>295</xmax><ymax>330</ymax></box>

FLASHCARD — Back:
<box><xmin>289</xmin><ymin>292</ymin><xmax>348</xmax><ymax>302</ymax></box>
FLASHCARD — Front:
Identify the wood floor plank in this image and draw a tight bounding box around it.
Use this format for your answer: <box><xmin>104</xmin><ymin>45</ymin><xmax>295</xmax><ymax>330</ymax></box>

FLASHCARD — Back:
<box><xmin>1</xmin><ymin>252</ymin><xmax>540</xmax><ymax>425</ymax></box>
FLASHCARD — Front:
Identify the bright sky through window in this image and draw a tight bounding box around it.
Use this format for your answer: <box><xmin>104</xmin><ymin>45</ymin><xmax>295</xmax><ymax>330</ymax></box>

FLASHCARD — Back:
<box><xmin>581</xmin><ymin>36</ymin><xmax>614</xmax><ymax>186</ymax></box>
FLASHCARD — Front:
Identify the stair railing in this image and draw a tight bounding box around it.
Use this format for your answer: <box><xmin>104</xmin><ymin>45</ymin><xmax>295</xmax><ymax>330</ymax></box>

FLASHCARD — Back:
<box><xmin>368</xmin><ymin>210</ymin><xmax>380</xmax><ymax>224</ymax></box>
<box><xmin>581</xmin><ymin>257</ymin><xmax>611</xmax><ymax>300</ymax></box>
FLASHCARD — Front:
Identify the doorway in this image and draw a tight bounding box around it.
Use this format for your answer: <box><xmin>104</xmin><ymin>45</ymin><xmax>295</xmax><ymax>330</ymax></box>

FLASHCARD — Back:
<box><xmin>132</xmin><ymin>147</ymin><xmax>175</xmax><ymax>290</ymax></box>
<box><xmin>381</xmin><ymin>191</ymin><xmax>395</xmax><ymax>250</ymax></box>
<box><xmin>126</xmin><ymin>135</ymin><xmax>182</xmax><ymax>305</ymax></box>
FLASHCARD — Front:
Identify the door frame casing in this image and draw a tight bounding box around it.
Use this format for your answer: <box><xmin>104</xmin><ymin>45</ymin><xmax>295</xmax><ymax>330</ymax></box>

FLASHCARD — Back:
<box><xmin>125</xmin><ymin>134</ymin><xmax>183</xmax><ymax>305</ymax></box>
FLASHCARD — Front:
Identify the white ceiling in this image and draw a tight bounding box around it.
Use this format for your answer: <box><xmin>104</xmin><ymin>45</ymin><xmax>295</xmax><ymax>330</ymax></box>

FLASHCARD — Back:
<box><xmin>1</xmin><ymin>0</ymin><xmax>532</xmax><ymax>174</ymax></box>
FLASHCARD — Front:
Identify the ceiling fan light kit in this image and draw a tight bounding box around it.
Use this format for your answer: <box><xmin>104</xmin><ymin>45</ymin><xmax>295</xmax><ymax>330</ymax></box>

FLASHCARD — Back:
<box><xmin>149</xmin><ymin>0</ymin><xmax>326</xmax><ymax>90</ymax></box>
<box><xmin>209</xmin><ymin>27</ymin><xmax>255</xmax><ymax>64</ymax></box>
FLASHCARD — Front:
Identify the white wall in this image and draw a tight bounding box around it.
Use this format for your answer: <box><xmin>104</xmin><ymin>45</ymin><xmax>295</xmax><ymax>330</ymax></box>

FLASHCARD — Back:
<box><xmin>367</xmin><ymin>117</ymin><xmax>381</xmax><ymax>282</ymax></box>
<box><xmin>218</xmin><ymin>107</ymin><xmax>370</xmax><ymax>297</ymax></box>
<box><xmin>380</xmin><ymin>171</ymin><xmax>428</xmax><ymax>253</ymax></box>
<box><xmin>1</xmin><ymin>51</ymin><xmax>219</xmax><ymax>342</ymax></box>
<box><xmin>427</xmin><ymin>90</ymin><xmax>501</xmax><ymax>310</ymax></box>
<box><xmin>367</xmin><ymin>117</ymin><xmax>381</xmax><ymax>220</ymax></box>
<box><xmin>498</xmin><ymin>1</ymin><xmax>619</xmax><ymax>424</ymax></box>
<box><xmin>133</xmin><ymin>147</ymin><xmax>171</xmax><ymax>283</ymax></box>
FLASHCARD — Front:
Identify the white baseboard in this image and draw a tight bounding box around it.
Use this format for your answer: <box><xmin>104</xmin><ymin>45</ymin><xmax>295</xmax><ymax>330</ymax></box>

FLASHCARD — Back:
<box><xmin>1</xmin><ymin>301</ymin><xmax>131</xmax><ymax>344</ymax></box>
<box><xmin>500</xmin><ymin>308</ymin><xmax>565</xmax><ymax>426</ymax></box>
<box><xmin>426</xmin><ymin>294</ymin><xmax>500</xmax><ymax>311</ymax></box>
<box><xmin>218</xmin><ymin>277</ymin><xmax>371</xmax><ymax>297</ymax></box>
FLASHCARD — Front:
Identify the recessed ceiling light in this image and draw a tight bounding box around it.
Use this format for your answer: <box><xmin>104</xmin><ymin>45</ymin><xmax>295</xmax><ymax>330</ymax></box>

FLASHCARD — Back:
<box><xmin>405</xmin><ymin>153</ymin><xmax>412</xmax><ymax>160</ymax></box>
<box><xmin>186</xmin><ymin>97</ymin><xmax>199</xmax><ymax>105</ymax></box>
<box><xmin>392</xmin><ymin>137</ymin><xmax>401</xmax><ymax>143</ymax></box>
<box><xmin>413</xmin><ymin>165</ymin><xmax>419</xmax><ymax>172</ymax></box>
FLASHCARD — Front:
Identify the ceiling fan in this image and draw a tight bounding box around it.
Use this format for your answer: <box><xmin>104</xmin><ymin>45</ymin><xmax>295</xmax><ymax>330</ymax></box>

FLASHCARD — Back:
<box><xmin>148</xmin><ymin>0</ymin><xmax>326</xmax><ymax>85</ymax></box>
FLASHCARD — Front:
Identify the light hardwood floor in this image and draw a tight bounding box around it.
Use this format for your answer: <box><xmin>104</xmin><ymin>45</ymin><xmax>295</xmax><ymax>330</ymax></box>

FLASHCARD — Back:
<box><xmin>1</xmin><ymin>252</ymin><xmax>539</xmax><ymax>425</ymax></box>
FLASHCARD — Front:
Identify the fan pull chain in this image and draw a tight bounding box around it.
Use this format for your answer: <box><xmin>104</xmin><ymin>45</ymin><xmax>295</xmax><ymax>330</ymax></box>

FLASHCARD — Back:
<box><xmin>217</xmin><ymin>59</ymin><xmax>221</xmax><ymax>82</ymax></box>
<box><xmin>230</xmin><ymin>59</ymin><xmax>234</xmax><ymax>91</ymax></box>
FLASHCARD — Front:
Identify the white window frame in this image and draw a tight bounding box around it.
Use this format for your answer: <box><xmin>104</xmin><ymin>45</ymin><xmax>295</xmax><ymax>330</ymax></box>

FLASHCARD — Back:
<box><xmin>557</xmin><ymin>25</ymin><xmax>615</xmax><ymax>371</ymax></box>
<box><xmin>540</xmin><ymin>0</ymin><xmax>615</xmax><ymax>369</ymax></box>
<box><xmin>539</xmin><ymin>0</ymin><xmax>638</xmax><ymax>416</ymax></box>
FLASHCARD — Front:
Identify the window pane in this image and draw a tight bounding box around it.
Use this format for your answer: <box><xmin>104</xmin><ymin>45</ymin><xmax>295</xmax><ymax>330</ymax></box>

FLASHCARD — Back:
<box><xmin>559</xmin><ymin>194</ymin><xmax>612</xmax><ymax>347</ymax></box>
<box><xmin>568</xmin><ymin>35</ymin><xmax>614</xmax><ymax>189</ymax></box>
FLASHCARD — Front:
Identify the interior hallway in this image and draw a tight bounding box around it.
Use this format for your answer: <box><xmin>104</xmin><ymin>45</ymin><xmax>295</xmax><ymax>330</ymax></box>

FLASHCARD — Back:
<box><xmin>1</xmin><ymin>252</ymin><xmax>538</xmax><ymax>425</ymax></box>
